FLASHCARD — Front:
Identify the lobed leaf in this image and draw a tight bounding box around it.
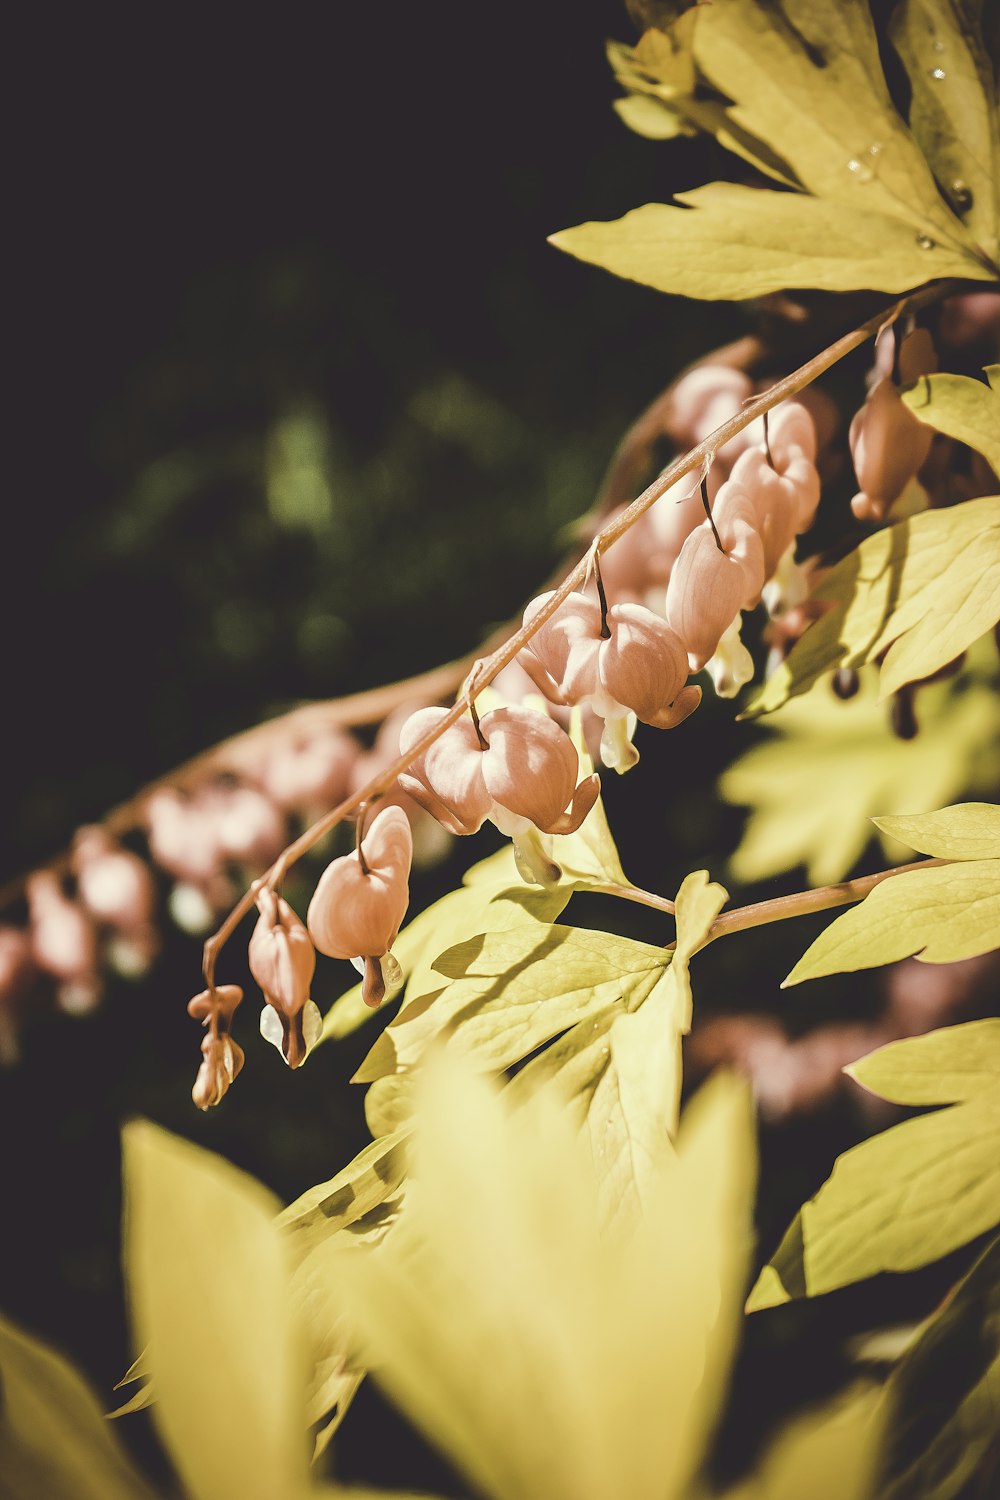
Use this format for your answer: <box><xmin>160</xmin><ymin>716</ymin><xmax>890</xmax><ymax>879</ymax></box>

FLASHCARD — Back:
<box><xmin>889</xmin><ymin>0</ymin><xmax>1000</xmax><ymax>263</ymax></box>
<box><xmin>278</xmin><ymin>1127</ymin><xmax>409</xmax><ymax>1243</ymax></box>
<box><xmin>748</xmin><ymin>1085</ymin><xmax>1000</xmax><ymax>1309</ymax></box>
<box><xmin>847</xmin><ymin>1018</ymin><xmax>1000</xmax><ymax>1107</ymax></box>
<box><xmin>745</xmin><ymin>495</ymin><xmax>1000</xmax><ymax>714</ymax></box>
<box><xmin>872</xmin><ymin>801</ymin><xmax>1000</xmax><ymax>862</ymax></box>
<box><xmin>784</xmin><ymin>858</ymin><xmax>1000</xmax><ymax>985</ymax></box>
<box><xmin>900</xmin><ymin>370</ymin><xmax>1000</xmax><ymax>475</ymax></box>
<box><xmin>551</xmin><ymin>187</ymin><xmax>991</xmax><ymax>302</ymax></box>
<box><xmin>123</xmin><ymin>1122</ymin><xmax>309</xmax><ymax>1500</ymax></box>
<box><xmin>722</xmin><ymin>660</ymin><xmax>1000</xmax><ymax>885</ymax></box>
<box><xmin>329</xmin><ymin>1053</ymin><xmax>756</xmax><ymax>1500</ymax></box>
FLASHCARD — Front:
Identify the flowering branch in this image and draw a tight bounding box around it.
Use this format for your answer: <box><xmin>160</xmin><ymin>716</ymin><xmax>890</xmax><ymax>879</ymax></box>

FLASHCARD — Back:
<box><xmin>200</xmin><ymin>277</ymin><xmax>963</xmax><ymax>988</ymax></box>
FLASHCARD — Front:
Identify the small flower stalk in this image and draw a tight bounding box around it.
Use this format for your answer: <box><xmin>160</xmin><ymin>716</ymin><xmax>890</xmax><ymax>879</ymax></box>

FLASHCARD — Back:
<box><xmin>248</xmin><ymin>887</ymin><xmax>318</xmax><ymax>1068</ymax></box>
<box><xmin>398</xmin><ymin>703</ymin><xmax>599</xmax><ymax>883</ymax></box>
<box><xmin>307</xmin><ymin>804</ymin><xmax>413</xmax><ymax>1008</ymax></box>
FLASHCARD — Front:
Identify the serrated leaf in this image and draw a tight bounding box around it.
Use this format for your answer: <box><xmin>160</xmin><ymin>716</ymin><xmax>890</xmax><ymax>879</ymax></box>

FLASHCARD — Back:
<box><xmin>693</xmin><ymin>0</ymin><xmax>978</xmax><ymax>246</ymax></box>
<box><xmin>901</xmin><ymin>371</ymin><xmax>1000</xmax><ymax>475</ymax></box>
<box><xmin>613</xmin><ymin>92</ymin><xmax>693</xmax><ymax>139</ymax></box>
<box><xmin>356</xmin><ymin>922</ymin><xmax>669</xmax><ymax>1082</ymax></box>
<box><xmin>747</xmin><ymin>1085</ymin><xmax>1000</xmax><ymax>1309</ymax></box>
<box><xmin>784</xmin><ymin>859</ymin><xmax>1000</xmax><ymax>985</ymax></box>
<box><xmin>878</xmin><ymin>1232</ymin><xmax>1000</xmax><ymax>1500</ymax></box>
<box><xmin>722</xmin><ymin>659</ymin><xmax>1000</xmax><ymax>885</ymax></box>
<box><xmin>0</xmin><ymin>1313</ymin><xmax>153</xmax><ymax>1500</ymax></box>
<box><xmin>551</xmin><ymin>185</ymin><xmax>991</xmax><ymax>303</ymax></box>
<box><xmin>123</xmin><ymin>1122</ymin><xmax>309</xmax><ymax>1500</ymax></box>
<box><xmin>889</xmin><ymin>0</ymin><xmax>1000</xmax><ymax>261</ymax></box>
<box><xmin>745</xmin><ymin>495</ymin><xmax>1000</xmax><ymax>714</ymax></box>
<box><xmin>847</xmin><ymin>1019</ymin><xmax>1000</xmax><ymax>1107</ymax></box>
<box><xmin>872</xmin><ymin>801</ymin><xmax>1000</xmax><ymax>861</ymax></box>
<box><xmin>329</xmin><ymin>1053</ymin><xmax>755</xmax><ymax>1500</ymax></box>
<box><xmin>506</xmin><ymin>872</ymin><xmax>726</xmax><ymax>1222</ymax></box>
<box><xmin>321</xmin><ymin>845</ymin><xmax>569</xmax><ymax>1041</ymax></box>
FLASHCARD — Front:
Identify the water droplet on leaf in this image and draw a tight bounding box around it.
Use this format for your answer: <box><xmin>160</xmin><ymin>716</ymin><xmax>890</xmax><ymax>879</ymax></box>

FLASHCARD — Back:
<box><xmin>916</xmin><ymin>233</ymin><xmax>936</xmax><ymax>250</ymax></box>
<box><xmin>867</xmin><ymin>142</ymin><xmax>882</xmax><ymax>157</ymax></box>
<box><xmin>847</xmin><ymin>158</ymin><xmax>874</xmax><ymax>182</ymax></box>
<box><xmin>950</xmin><ymin>179</ymin><xmax>973</xmax><ymax>212</ymax></box>
<box><xmin>932</xmin><ymin>39</ymin><xmax>945</xmax><ymax>53</ymax></box>
<box><xmin>929</xmin><ymin>67</ymin><xmax>946</xmax><ymax>80</ymax></box>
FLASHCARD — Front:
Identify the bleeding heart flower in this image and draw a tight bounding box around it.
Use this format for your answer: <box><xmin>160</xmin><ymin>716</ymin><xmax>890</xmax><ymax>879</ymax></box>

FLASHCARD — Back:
<box><xmin>26</xmin><ymin>871</ymin><xmax>101</xmax><ymax>1015</ymax></box>
<box><xmin>307</xmin><ymin>805</ymin><xmax>412</xmax><ymax>1008</ymax></box>
<box><xmin>248</xmin><ymin>888</ymin><xmax>317</xmax><ymax>1067</ymax></box>
<box><xmin>519</xmin><ymin>591</ymin><xmax>700</xmax><ymax>772</ymax></box>
<box><xmin>72</xmin><ymin>826</ymin><xmax>156</xmax><ymax>932</ymax></box>
<box><xmin>666</xmin><ymin>482</ymin><xmax>765</xmax><ymax>671</ymax></box>
<box><xmin>192</xmin><ymin>1032</ymin><xmax>245</xmax><ymax>1111</ymax></box>
<box><xmin>850</xmin><ymin>327</ymin><xmax>936</xmax><ymax>522</ymax></box>
<box><xmin>398</xmin><ymin>704</ymin><xmax>600</xmax><ymax>883</ymax></box>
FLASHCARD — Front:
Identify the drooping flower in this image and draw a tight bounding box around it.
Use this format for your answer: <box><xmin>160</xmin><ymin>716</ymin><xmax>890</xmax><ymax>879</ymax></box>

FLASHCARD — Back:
<box><xmin>191</xmin><ymin>1032</ymin><xmax>245</xmax><ymax>1111</ymax></box>
<box><xmin>307</xmin><ymin>804</ymin><xmax>412</xmax><ymax>1008</ymax></box>
<box><xmin>666</xmin><ymin>482</ymin><xmax>765</xmax><ymax>671</ymax></box>
<box><xmin>26</xmin><ymin>871</ymin><xmax>100</xmax><ymax>1015</ymax></box>
<box><xmin>248</xmin><ymin>888</ymin><xmax>318</xmax><ymax>1068</ymax></box>
<box><xmin>519</xmin><ymin>591</ymin><xmax>700</xmax><ymax>772</ymax></box>
<box><xmin>849</xmin><ymin>327</ymin><xmax>936</xmax><ymax>523</ymax></box>
<box><xmin>72</xmin><ymin>826</ymin><xmax>156</xmax><ymax>931</ymax></box>
<box><xmin>398</xmin><ymin>704</ymin><xmax>599</xmax><ymax>883</ymax></box>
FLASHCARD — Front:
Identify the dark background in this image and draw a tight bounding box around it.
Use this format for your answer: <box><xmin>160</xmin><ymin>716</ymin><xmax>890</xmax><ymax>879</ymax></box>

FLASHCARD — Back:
<box><xmin>4</xmin><ymin>6</ymin><xmax>989</xmax><ymax>1495</ymax></box>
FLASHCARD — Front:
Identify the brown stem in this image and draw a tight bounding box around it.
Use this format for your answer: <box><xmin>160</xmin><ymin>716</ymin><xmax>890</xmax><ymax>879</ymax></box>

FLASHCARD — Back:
<box><xmin>198</xmin><ymin>278</ymin><xmax>963</xmax><ymax>986</ymax></box>
<box><xmin>589</xmin><ymin>881</ymin><xmax>676</xmax><ymax>916</ymax></box>
<box><xmin>705</xmin><ymin>857</ymin><xmax>951</xmax><ymax>943</ymax></box>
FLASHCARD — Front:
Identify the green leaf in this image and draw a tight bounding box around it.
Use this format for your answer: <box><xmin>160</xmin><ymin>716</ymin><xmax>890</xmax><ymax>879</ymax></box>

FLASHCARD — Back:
<box><xmin>355</xmin><ymin>921</ymin><xmax>670</xmax><ymax>1082</ymax></box>
<box><xmin>889</xmin><ymin>0</ymin><xmax>1000</xmax><ymax>262</ymax></box>
<box><xmin>278</xmin><ymin>1127</ymin><xmax>409</xmax><ymax>1243</ymax></box>
<box><xmin>901</xmin><ymin>371</ymin><xmax>1000</xmax><ymax>475</ymax></box>
<box><xmin>506</xmin><ymin>873</ymin><xmax>727</xmax><ymax>1221</ymax></box>
<box><xmin>123</xmin><ymin>1121</ymin><xmax>309</xmax><ymax>1500</ymax></box>
<box><xmin>321</xmin><ymin>844</ymin><xmax>569</xmax><ymax>1042</ymax></box>
<box><xmin>722</xmin><ymin>658</ymin><xmax>1000</xmax><ymax>885</ymax></box>
<box><xmin>329</xmin><ymin>1053</ymin><xmax>756</xmax><ymax>1500</ymax></box>
<box><xmin>847</xmin><ymin>1019</ymin><xmax>1000</xmax><ymax>1107</ymax></box>
<box><xmin>872</xmin><ymin>801</ymin><xmax>1000</xmax><ymax>861</ymax></box>
<box><xmin>784</xmin><ymin>859</ymin><xmax>1000</xmax><ymax>985</ymax></box>
<box><xmin>693</xmin><ymin>0</ymin><xmax>978</xmax><ymax>246</ymax></box>
<box><xmin>550</xmin><ymin>186</ymin><xmax>991</xmax><ymax>303</ymax></box>
<box><xmin>613</xmin><ymin>92</ymin><xmax>693</xmax><ymax>139</ymax></box>
<box><xmin>538</xmin><ymin>708</ymin><xmax>632</xmax><ymax>892</ymax></box>
<box><xmin>878</xmin><ymin>1232</ymin><xmax>1000</xmax><ymax>1500</ymax></box>
<box><xmin>747</xmin><ymin>1085</ymin><xmax>1000</xmax><ymax>1309</ymax></box>
<box><xmin>744</xmin><ymin>495</ymin><xmax>1000</xmax><ymax>714</ymax></box>
<box><xmin>0</xmin><ymin>1313</ymin><xmax>153</xmax><ymax>1500</ymax></box>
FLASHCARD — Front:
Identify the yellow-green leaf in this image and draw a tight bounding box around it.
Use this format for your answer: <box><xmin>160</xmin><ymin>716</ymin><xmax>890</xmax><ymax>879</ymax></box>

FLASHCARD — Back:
<box><xmin>889</xmin><ymin>0</ymin><xmax>1000</xmax><ymax>262</ymax></box>
<box><xmin>613</xmin><ymin>92</ymin><xmax>692</xmax><ymax>139</ymax></box>
<box><xmin>0</xmin><ymin>1313</ymin><xmax>153</xmax><ymax>1500</ymax></box>
<box><xmin>123</xmin><ymin>1122</ymin><xmax>309</xmax><ymax>1500</ymax></box>
<box><xmin>723</xmin><ymin>1389</ymin><xmax>883</xmax><ymax>1500</ymax></box>
<box><xmin>329</xmin><ymin>1053</ymin><xmax>755</xmax><ymax>1500</ymax></box>
<box><xmin>872</xmin><ymin>801</ymin><xmax>1000</xmax><ymax>861</ymax></box>
<box><xmin>744</xmin><ymin>495</ymin><xmax>1000</xmax><ymax>714</ymax></box>
<box><xmin>321</xmin><ymin>845</ymin><xmax>569</xmax><ymax>1041</ymax></box>
<box><xmin>693</xmin><ymin>0</ymin><xmax>976</xmax><ymax>246</ymax></box>
<box><xmin>278</xmin><ymin>1127</ymin><xmax>409</xmax><ymax>1243</ymax></box>
<box><xmin>722</xmin><ymin>659</ymin><xmax>1000</xmax><ymax>885</ymax></box>
<box><xmin>538</xmin><ymin>708</ymin><xmax>631</xmax><ymax>892</ymax></box>
<box><xmin>506</xmin><ymin>872</ymin><xmax>726</xmax><ymax>1222</ymax></box>
<box><xmin>847</xmin><ymin>1019</ymin><xmax>1000</xmax><ymax>1107</ymax></box>
<box><xmin>901</xmin><ymin>371</ymin><xmax>1000</xmax><ymax>475</ymax></box>
<box><xmin>551</xmin><ymin>187</ymin><xmax>991</xmax><ymax>302</ymax></box>
<box><xmin>784</xmin><ymin>859</ymin><xmax>1000</xmax><ymax>985</ymax></box>
<box><xmin>355</xmin><ymin>921</ymin><xmax>669</xmax><ymax>1082</ymax></box>
<box><xmin>878</xmin><ymin>1232</ymin><xmax>1000</xmax><ymax>1500</ymax></box>
<box><xmin>747</xmin><ymin>1085</ymin><xmax>1000</xmax><ymax>1309</ymax></box>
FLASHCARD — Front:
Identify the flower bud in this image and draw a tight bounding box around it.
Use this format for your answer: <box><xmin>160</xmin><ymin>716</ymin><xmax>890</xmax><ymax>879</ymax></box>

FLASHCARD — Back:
<box><xmin>262</xmin><ymin>727</ymin><xmax>358</xmax><ymax>815</ymax></box>
<box><xmin>307</xmin><ymin>805</ymin><xmax>412</xmax><ymax>1008</ymax></box>
<box><xmin>849</xmin><ymin>380</ymin><xmax>933</xmax><ymax>521</ymax></box>
<box><xmin>666</xmin><ymin>483</ymin><xmax>765</xmax><ymax>671</ymax></box>
<box><xmin>187</xmin><ymin>983</ymin><xmax>244</xmax><ymax>1029</ymax></box>
<box><xmin>248</xmin><ymin>888</ymin><xmax>316</xmax><ymax>1067</ymax></box>
<box><xmin>145</xmin><ymin>788</ymin><xmax>224</xmax><ymax>885</ymax></box>
<box><xmin>27</xmin><ymin>872</ymin><xmax>100</xmax><ymax>1013</ymax></box>
<box><xmin>192</xmin><ymin>1032</ymin><xmax>245</xmax><ymax>1111</ymax></box>
<box><xmin>72</xmin><ymin>827</ymin><xmax>156</xmax><ymax>931</ymax></box>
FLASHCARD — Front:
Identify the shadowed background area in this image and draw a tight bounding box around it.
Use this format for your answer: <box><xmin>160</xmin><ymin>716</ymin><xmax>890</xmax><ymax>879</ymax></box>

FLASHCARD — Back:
<box><xmin>5</xmin><ymin>5</ymin><xmax>994</xmax><ymax>1495</ymax></box>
